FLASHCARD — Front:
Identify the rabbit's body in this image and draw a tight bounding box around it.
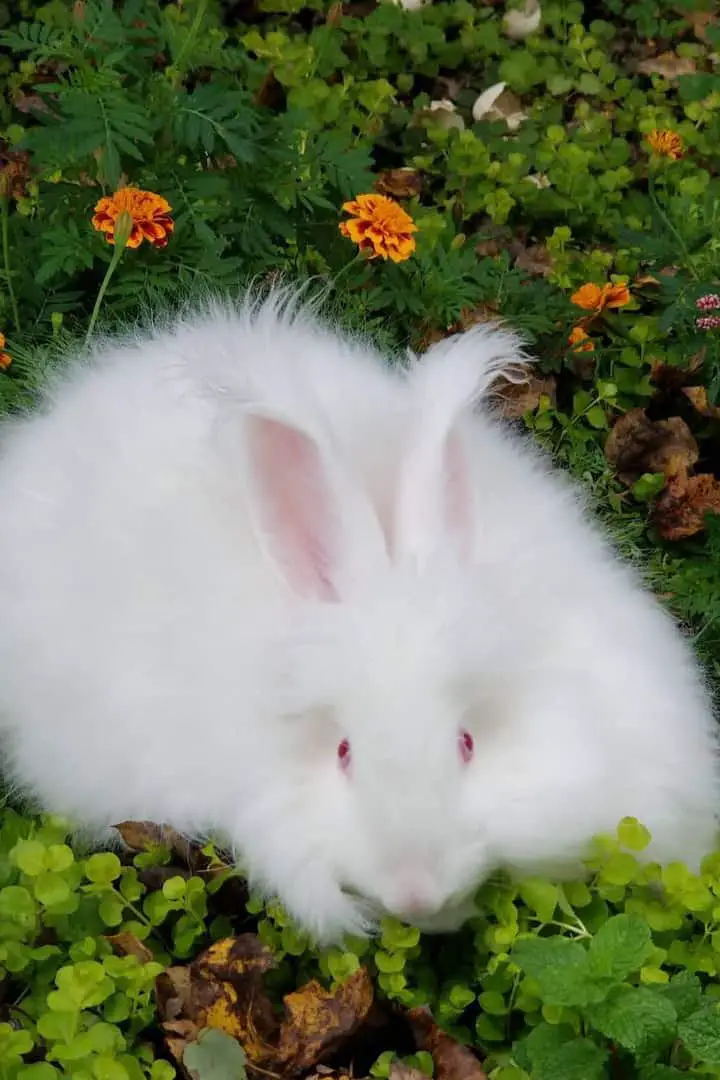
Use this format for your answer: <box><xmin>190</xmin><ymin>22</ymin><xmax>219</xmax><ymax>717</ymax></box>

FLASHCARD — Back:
<box><xmin>0</xmin><ymin>292</ymin><xmax>716</xmax><ymax>940</ymax></box>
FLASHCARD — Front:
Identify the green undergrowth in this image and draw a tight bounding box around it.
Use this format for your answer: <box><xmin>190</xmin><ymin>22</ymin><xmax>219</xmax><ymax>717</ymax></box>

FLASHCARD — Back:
<box><xmin>7</xmin><ymin>813</ymin><xmax>720</xmax><ymax>1078</ymax></box>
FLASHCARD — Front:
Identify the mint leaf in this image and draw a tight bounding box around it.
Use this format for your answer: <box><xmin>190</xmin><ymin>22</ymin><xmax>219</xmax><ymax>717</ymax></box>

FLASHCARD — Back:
<box><xmin>511</xmin><ymin>936</ymin><xmax>598</xmax><ymax>1007</ymax></box>
<box><xmin>658</xmin><ymin>971</ymin><xmax>704</xmax><ymax>1021</ymax></box>
<box><xmin>183</xmin><ymin>1029</ymin><xmax>247</xmax><ymax>1080</ymax></box>
<box><xmin>520</xmin><ymin>1024</ymin><xmax>607</xmax><ymax>1080</ymax></box>
<box><xmin>588</xmin><ymin>985</ymin><xmax>677</xmax><ymax>1054</ymax></box>
<box><xmin>588</xmin><ymin>913</ymin><xmax>652</xmax><ymax>982</ymax></box>
<box><xmin>678</xmin><ymin>1004</ymin><xmax>720</xmax><ymax>1065</ymax></box>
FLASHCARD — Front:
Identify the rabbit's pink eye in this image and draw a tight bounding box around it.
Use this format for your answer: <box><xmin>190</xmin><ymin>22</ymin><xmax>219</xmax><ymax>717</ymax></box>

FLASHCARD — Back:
<box><xmin>459</xmin><ymin>729</ymin><xmax>474</xmax><ymax>763</ymax></box>
<box><xmin>337</xmin><ymin>739</ymin><xmax>351</xmax><ymax>770</ymax></box>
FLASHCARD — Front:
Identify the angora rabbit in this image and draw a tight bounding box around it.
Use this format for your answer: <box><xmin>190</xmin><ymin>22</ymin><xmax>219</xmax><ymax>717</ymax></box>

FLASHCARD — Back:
<box><xmin>0</xmin><ymin>290</ymin><xmax>717</xmax><ymax>942</ymax></box>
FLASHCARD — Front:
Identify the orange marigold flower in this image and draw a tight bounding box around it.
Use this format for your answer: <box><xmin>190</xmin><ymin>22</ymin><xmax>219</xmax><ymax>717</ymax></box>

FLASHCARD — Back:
<box><xmin>568</xmin><ymin>325</ymin><xmax>594</xmax><ymax>353</ymax></box>
<box><xmin>339</xmin><ymin>193</ymin><xmax>417</xmax><ymax>262</ymax></box>
<box><xmin>571</xmin><ymin>282</ymin><xmax>630</xmax><ymax>313</ymax></box>
<box><xmin>646</xmin><ymin>129</ymin><xmax>684</xmax><ymax>160</ymax></box>
<box><xmin>0</xmin><ymin>332</ymin><xmax>11</xmax><ymax>370</ymax></box>
<box><xmin>92</xmin><ymin>186</ymin><xmax>174</xmax><ymax>249</ymax></box>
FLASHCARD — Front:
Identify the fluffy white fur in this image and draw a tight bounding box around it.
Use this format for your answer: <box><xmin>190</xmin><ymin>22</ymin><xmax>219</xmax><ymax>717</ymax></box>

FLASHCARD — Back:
<box><xmin>0</xmin><ymin>289</ymin><xmax>717</xmax><ymax>942</ymax></box>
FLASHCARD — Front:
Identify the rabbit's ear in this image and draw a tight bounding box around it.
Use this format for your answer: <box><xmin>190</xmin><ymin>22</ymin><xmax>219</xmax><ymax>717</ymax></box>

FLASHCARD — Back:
<box><xmin>395</xmin><ymin>325</ymin><xmax>525</xmax><ymax>566</ymax></box>
<box><xmin>245</xmin><ymin>413</ymin><xmax>386</xmax><ymax>600</ymax></box>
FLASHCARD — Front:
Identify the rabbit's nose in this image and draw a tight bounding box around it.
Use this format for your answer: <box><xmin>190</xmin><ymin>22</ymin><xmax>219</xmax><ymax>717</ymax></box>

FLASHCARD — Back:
<box><xmin>393</xmin><ymin>878</ymin><xmax>443</xmax><ymax>918</ymax></box>
<box><xmin>397</xmin><ymin>892</ymin><xmax>437</xmax><ymax>917</ymax></box>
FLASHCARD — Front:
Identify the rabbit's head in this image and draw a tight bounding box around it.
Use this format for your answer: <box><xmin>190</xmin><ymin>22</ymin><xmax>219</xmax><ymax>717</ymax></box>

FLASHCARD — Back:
<box><xmin>240</xmin><ymin>324</ymin><xmax>525</xmax><ymax>935</ymax></box>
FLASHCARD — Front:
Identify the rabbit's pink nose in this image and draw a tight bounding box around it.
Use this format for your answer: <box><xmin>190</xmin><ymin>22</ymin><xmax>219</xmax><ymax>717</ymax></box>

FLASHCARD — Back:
<box><xmin>394</xmin><ymin>881</ymin><xmax>442</xmax><ymax>918</ymax></box>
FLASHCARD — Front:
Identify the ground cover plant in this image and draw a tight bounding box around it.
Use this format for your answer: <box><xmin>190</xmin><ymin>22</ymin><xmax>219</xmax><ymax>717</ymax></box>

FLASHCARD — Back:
<box><xmin>3</xmin><ymin>0</ymin><xmax>720</xmax><ymax>1077</ymax></box>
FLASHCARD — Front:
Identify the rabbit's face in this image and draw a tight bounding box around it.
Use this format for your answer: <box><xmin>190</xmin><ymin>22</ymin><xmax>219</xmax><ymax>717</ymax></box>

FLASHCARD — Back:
<box><xmin>280</xmin><ymin>579</ymin><xmax>496</xmax><ymax>930</ymax></box>
<box><xmin>333</xmin><ymin>696</ymin><xmax>490</xmax><ymax>926</ymax></box>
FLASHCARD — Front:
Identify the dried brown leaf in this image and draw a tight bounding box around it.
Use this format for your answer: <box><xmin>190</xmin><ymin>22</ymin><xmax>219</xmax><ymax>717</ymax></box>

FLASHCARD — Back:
<box><xmin>682</xmin><ymin>386</ymin><xmax>720</xmax><ymax>420</ymax></box>
<box><xmin>156</xmin><ymin>965</ymin><xmax>193</xmax><ymax>1022</ymax></box>
<box><xmin>494</xmin><ymin>372</ymin><xmax>556</xmax><ymax>419</ymax></box>
<box><xmin>163</xmin><ymin>1018</ymin><xmax>200</xmax><ymax>1071</ymax></box>
<box><xmin>510</xmin><ymin>240</ymin><xmax>554</xmax><ymax>277</ymax></box>
<box><xmin>107</xmin><ymin>931</ymin><xmax>154</xmax><ymax>964</ymax></box>
<box><xmin>636</xmin><ymin>51</ymin><xmax>697</xmax><ymax>78</ymax></box>
<box><xmin>113</xmin><ymin>819</ymin><xmax>212</xmax><ymax>872</ymax></box>
<box><xmin>604</xmin><ymin>409</ymin><xmax>698</xmax><ymax>485</ymax></box>
<box><xmin>390</xmin><ymin>1065</ymin><xmax>429</xmax><ymax>1080</ymax></box>
<box><xmin>653</xmin><ymin>473</ymin><xmax>720</xmax><ymax>540</ymax></box>
<box><xmin>276</xmin><ymin>969</ymin><xmax>374</xmax><ymax>1072</ymax></box>
<box><xmin>408</xmin><ymin>1008</ymin><xmax>487</xmax><ymax>1080</ymax></box>
<box><xmin>157</xmin><ymin>935</ymin><xmax>374</xmax><ymax>1077</ymax></box>
<box><xmin>375</xmin><ymin>169</ymin><xmax>424</xmax><ymax>199</ymax></box>
<box><xmin>680</xmin><ymin>8</ymin><xmax>719</xmax><ymax>42</ymax></box>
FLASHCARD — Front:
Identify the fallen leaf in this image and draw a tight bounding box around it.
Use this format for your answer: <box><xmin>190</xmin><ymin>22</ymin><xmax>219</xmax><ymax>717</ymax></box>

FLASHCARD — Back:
<box><xmin>375</xmin><ymin>168</ymin><xmax>423</xmax><ymax>198</ymax></box>
<box><xmin>107</xmin><ymin>931</ymin><xmax>155</xmax><ymax>964</ymax></box>
<box><xmin>113</xmin><ymin>819</ymin><xmax>226</xmax><ymax>877</ymax></box>
<box><xmin>509</xmin><ymin>240</ymin><xmax>554</xmax><ymax>277</ymax></box>
<box><xmin>408</xmin><ymin>1008</ymin><xmax>487</xmax><ymax>1080</ymax></box>
<box><xmin>494</xmin><ymin>372</ymin><xmax>556</xmax><ymax>419</ymax></box>
<box><xmin>471</xmin><ymin>83</ymin><xmax>528</xmax><ymax>130</ymax></box>
<box><xmin>471</xmin><ymin>81</ymin><xmax>505</xmax><ymax>119</ymax></box>
<box><xmin>0</xmin><ymin>146</ymin><xmax>32</xmax><ymax>199</ymax></box>
<box><xmin>524</xmin><ymin>173</ymin><xmax>551</xmax><ymax>189</ymax></box>
<box><xmin>503</xmin><ymin>0</ymin><xmax>541</xmax><ymax>40</ymax></box>
<box><xmin>636</xmin><ymin>51</ymin><xmax>697</xmax><ymax>79</ymax></box>
<box><xmin>184</xmin><ymin>1027</ymin><xmax>248</xmax><ymax>1080</ymax></box>
<box><xmin>389</xmin><ymin>1066</ymin><xmax>428</xmax><ymax>1080</ymax></box>
<box><xmin>157</xmin><ymin>935</ymin><xmax>374</xmax><ymax>1077</ymax></box>
<box><xmin>157</xmin><ymin>964</ymin><xmax>194</xmax><ymax>1023</ymax></box>
<box><xmin>682</xmin><ymin>385</ymin><xmax>720</xmax><ymax>419</ymax></box>
<box><xmin>650</xmin><ymin>347</ymin><xmax>706</xmax><ymax>391</ymax></box>
<box><xmin>680</xmin><ymin>8</ymin><xmax>719</xmax><ymax>43</ymax></box>
<box><xmin>193</xmin><ymin>936</ymin><xmax>279</xmax><ymax>1056</ymax></box>
<box><xmin>604</xmin><ymin>409</ymin><xmax>699</xmax><ymax>486</ymax></box>
<box><xmin>276</xmin><ymin>972</ymin><xmax>374</xmax><ymax>1071</ymax></box>
<box><xmin>426</xmin><ymin>99</ymin><xmax>465</xmax><ymax>130</ymax></box>
<box><xmin>653</xmin><ymin>473</ymin><xmax>720</xmax><ymax>540</ymax></box>
<box><xmin>114</xmin><ymin>819</ymin><xmax>178</xmax><ymax>850</ymax></box>
<box><xmin>165</xmin><ymin>1019</ymin><xmax>202</xmax><ymax>1069</ymax></box>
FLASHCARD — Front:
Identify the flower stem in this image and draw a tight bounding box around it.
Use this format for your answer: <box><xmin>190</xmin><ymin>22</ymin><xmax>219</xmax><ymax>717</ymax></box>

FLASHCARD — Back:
<box><xmin>84</xmin><ymin>246</ymin><xmax>124</xmax><ymax>348</ymax></box>
<box><xmin>1</xmin><ymin>197</ymin><xmax>20</xmax><ymax>332</ymax></box>
<box><xmin>85</xmin><ymin>211</ymin><xmax>133</xmax><ymax>348</ymax></box>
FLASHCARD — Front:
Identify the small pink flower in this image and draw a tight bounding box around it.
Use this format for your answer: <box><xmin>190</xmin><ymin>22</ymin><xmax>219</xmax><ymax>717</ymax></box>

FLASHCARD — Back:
<box><xmin>696</xmin><ymin>293</ymin><xmax>720</xmax><ymax>312</ymax></box>
<box><xmin>696</xmin><ymin>314</ymin><xmax>720</xmax><ymax>330</ymax></box>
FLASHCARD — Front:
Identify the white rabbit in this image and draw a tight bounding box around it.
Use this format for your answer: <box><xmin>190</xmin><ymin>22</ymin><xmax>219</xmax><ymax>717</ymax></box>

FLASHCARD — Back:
<box><xmin>0</xmin><ymin>287</ymin><xmax>717</xmax><ymax>943</ymax></box>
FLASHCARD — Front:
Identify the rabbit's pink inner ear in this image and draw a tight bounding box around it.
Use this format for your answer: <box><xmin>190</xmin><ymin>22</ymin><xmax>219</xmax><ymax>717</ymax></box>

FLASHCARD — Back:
<box><xmin>247</xmin><ymin>415</ymin><xmax>339</xmax><ymax>601</ymax></box>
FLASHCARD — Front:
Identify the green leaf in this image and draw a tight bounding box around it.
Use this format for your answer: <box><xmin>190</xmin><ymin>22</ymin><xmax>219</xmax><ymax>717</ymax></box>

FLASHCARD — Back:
<box><xmin>519</xmin><ymin>879</ymin><xmax>559</xmax><ymax>922</ymax></box>
<box><xmin>511</xmin><ymin>936</ymin><xmax>598</xmax><ymax>1007</ymax></box>
<box><xmin>183</xmin><ymin>1028</ymin><xmax>247</xmax><ymax>1080</ymax></box>
<box><xmin>520</xmin><ymin>1024</ymin><xmax>607</xmax><ymax>1080</ymax></box>
<box><xmin>588</xmin><ymin>985</ymin><xmax>677</xmax><ymax>1053</ymax></box>
<box><xmin>11</xmin><ymin>839</ymin><xmax>48</xmax><ymax>876</ymax></box>
<box><xmin>17</xmin><ymin>1066</ymin><xmax>62</xmax><ymax>1080</ymax></box>
<box><xmin>45</xmin><ymin>845</ymin><xmax>74</xmax><ymax>872</ymax></box>
<box><xmin>679</xmin><ymin>1004</ymin><xmax>720</xmax><ymax>1065</ymax></box>
<box><xmin>48</xmin><ymin>961</ymin><xmax>115</xmax><ymax>1010</ymax></box>
<box><xmin>85</xmin><ymin>853</ymin><xmax>122</xmax><ymax>885</ymax></box>
<box><xmin>33</xmin><ymin>872</ymin><xmax>72</xmax><ymax>907</ymax></box>
<box><xmin>588</xmin><ymin>914</ymin><xmax>652</xmax><ymax>982</ymax></box>
<box><xmin>616</xmin><ymin>818</ymin><xmax>652</xmax><ymax>851</ymax></box>
<box><xmin>162</xmin><ymin>875</ymin><xmax>187</xmax><ymax>902</ymax></box>
<box><xmin>659</xmin><ymin>972</ymin><xmax>704</xmax><ymax>1021</ymax></box>
<box><xmin>98</xmin><ymin>894</ymin><xmax>125</xmax><ymax>927</ymax></box>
